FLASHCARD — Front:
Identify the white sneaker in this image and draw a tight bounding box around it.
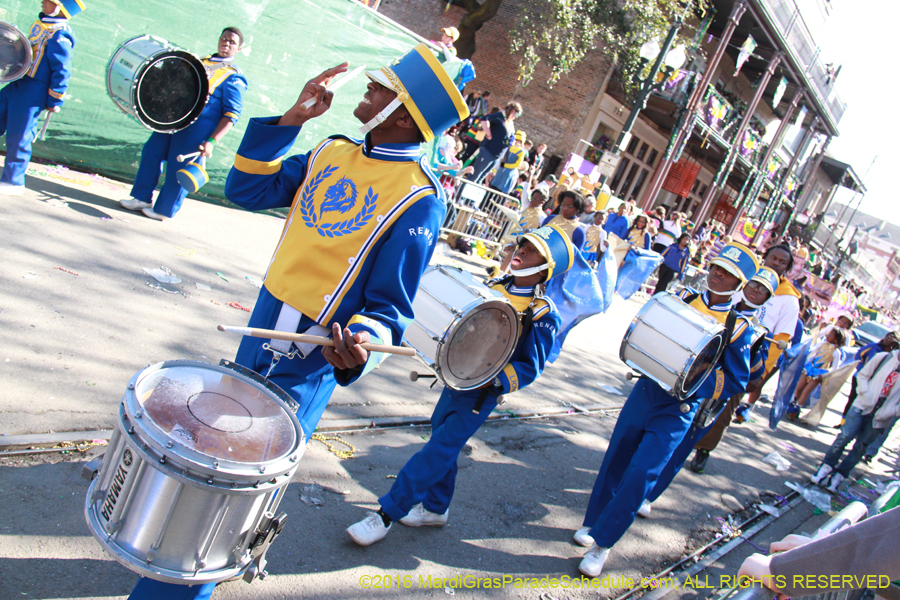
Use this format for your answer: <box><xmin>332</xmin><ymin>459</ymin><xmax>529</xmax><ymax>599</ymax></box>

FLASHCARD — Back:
<box><xmin>826</xmin><ymin>472</ymin><xmax>845</xmax><ymax>493</ymax></box>
<box><xmin>573</xmin><ymin>527</ymin><xmax>594</xmax><ymax>547</ymax></box>
<box><xmin>810</xmin><ymin>463</ymin><xmax>833</xmax><ymax>485</ymax></box>
<box><xmin>637</xmin><ymin>499</ymin><xmax>652</xmax><ymax>518</ymax></box>
<box><xmin>0</xmin><ymin>182</ymin><xmax>25</xmax><ymax>196</ymax></box>
<box><xmin>119</xmin><ymin>197</ymin><xmax>152</xmax><ymax>210</ymax></box>
<box><xmin>399</xmin><ymin>503</ymin><xmax>448</xmax><ymax>527</ymax></box>
<box><xmin>141</xmin><ymin>207</ymin><xmax>169</xmax><ymax>221</ymax></box>
<box><xmin>579</xmin><ymin>544</ymin><xmax>610</xmax><ymax>578</ymax></box>
<box><xmin>347</xmin><ymin>512</ymin><xmax>391</xmax><ymax>546</ymax></box>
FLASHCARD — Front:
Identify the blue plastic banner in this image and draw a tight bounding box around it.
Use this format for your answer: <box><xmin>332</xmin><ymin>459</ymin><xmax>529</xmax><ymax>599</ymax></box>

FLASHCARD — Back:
<box><xmin>769</xmin><ymin>339</ymin><xmax>812</xmax><ymax>429</ymax></box>
<box><xmin>616</xmin><ymin>248</ymin><xmax>663</xmax><ymax>300</ymax></box>
<box><xmin>545</xmin><ymin>250</ymin><xmax>608</xmax><ymax>363</ymax></box>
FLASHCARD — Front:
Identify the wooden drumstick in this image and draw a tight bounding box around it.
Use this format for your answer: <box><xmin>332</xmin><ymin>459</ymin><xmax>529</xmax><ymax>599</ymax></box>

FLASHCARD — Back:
<box><xmin>217</xmin><ymin>324</ymin><xmax>416</xmax><ymax>357</ymax></box>
<box><xmin>764</xmin><ymin>337</ymin><xmax>789</xmax><ymax>350</ymax></box>
<box><xmin>177</xmin><ymin>151</ymin><xmax>202</xmax><ymax>163</ymax></box>
<box><xmin>299</xmin><ymin>64</ymin><xmax>366</xmax><ymax>110</ymax></box>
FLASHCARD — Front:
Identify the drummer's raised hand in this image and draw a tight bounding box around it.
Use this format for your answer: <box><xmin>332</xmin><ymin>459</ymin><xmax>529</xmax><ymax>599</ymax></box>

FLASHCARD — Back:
<box><xmin>278</xmin><ymin>62</ymin><xmax>349</xmax><ymax>127</ymax></box>
<box><xmin>199</xmin><ymin>140</ymin><xmax>215</xmax><ymax>158</ymax></box>
<box><xmin>322</xmin><ymin>322</ymin><xmax>369</xmax><ymax>370</ymax></box>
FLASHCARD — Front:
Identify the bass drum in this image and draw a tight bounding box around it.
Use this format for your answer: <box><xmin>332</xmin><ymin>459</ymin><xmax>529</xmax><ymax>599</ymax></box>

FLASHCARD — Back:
<box><xmin>84</xmin><ymin>360</ymin><xmax>305</xmax><ymax>584</ymax></box>
<box><xmin>107</xmin><ymin>35</ymin><xmax>209</xmax><ymax>132</ymax></box>
<box><xmin>0</xmin><ymin>21</ymin><xmax>32</xmax><ymax>83</ymax></box>
<box><xmin>404</xmin><ymin>265</ymin><xmax>520</xmax><ymax>390</ymax></box>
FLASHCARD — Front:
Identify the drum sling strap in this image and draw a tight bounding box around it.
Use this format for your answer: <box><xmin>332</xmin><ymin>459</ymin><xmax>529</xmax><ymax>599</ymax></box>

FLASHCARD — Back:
<box><xmin>473</xmin><ymin>305</ymin><xmax>534</xmax><ymax>414</ymax></box>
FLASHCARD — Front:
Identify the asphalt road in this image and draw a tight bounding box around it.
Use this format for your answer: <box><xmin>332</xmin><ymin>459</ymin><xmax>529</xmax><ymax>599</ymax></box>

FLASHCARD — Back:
<box><xmin>1</xmin><ymin>160</ymin><xmax>898</xmax><ymax>600</ymax></box>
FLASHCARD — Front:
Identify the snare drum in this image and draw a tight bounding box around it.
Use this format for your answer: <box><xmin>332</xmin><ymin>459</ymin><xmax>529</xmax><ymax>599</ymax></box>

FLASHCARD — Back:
<box><xmin>107</xmin><ymin>35</ymin><xmax>209</xmax><ymax>132</ymax></box>
<box><xmin>404</xmin><ymin>265</ymin><xmax>520</xmax><ymax>390</ymax></box>
<box><xmin>84</xmin><ymin>360</ymin><xmax>304</xmax><ymax>584</ymax></box>
<box><xmin>0</xmin><ymin>22</ymin><xmax>32</xmax><ymax>83</ymax></box>
<box><xmin>620</xmin><ymin>292</ymin><xmax>725</xmax><ymax>399</ymax></box>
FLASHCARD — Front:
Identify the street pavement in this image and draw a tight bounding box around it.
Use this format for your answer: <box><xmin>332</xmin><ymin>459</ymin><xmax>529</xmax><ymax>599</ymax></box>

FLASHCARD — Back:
<box><xmin>1</xmin><ymin>160</ymin><xmax>898</xmax><ymax>600</ymax></box>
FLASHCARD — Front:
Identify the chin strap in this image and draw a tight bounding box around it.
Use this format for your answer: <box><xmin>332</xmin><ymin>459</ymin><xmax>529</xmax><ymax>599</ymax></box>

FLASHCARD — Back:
<box><xmin>509</xmin><ymin>263</ymin><xmax>550</xmax><ymax>278</ymax></box>
<box><xmin>359</xmin><ymin>97</ymin><xmax>403</xmax><ymax>136</ymax></box>
<box><xmin>741</xmin><ymin>298</ymin><xmax>762</xmax><ymax>310</ymax></box>
<box><xmin>48</xmin><ymin>4</ymin><xmax>62</xmax><ymax>16</ymax></box>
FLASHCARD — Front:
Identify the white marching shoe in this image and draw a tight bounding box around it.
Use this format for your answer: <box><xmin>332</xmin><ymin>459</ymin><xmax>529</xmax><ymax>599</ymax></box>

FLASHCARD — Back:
<box><xmin>579</xmin><ymin>544</ymin><xmax>610</xmax><ymax>578</ymax></box>
<box><xmin>399</xmin><ymin>503</ymin><xmax>448</xmax><ymax>527</ymax></box>
<box><xmin>119</xmin><ymin>197</ymin><xmax>152</xmax><ymax>210</ymax></box>
<box><xmin>826</xmin><ymin>472</ymin><xmax>845</xmax><ymax>493</ymax></box>
<box><xmin>573</xmin><ymin>527</ymin><xmax>594</xmax><ymax>547</ymax></box>
<box><xmin>346</xmin><ymin>512</ymin><xmax>391</xmax><ymax>546</ymax></box>
<box><xmin>637</xmin><ymin>499</ymin><xmax>652</xmax><ymax>518</ymax></box>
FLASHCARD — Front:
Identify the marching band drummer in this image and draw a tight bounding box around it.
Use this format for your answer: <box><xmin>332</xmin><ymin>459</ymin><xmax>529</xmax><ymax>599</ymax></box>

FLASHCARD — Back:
<box><xmin>640</xmin><ymin>266</ymin><xmax>779</xmax><ymax>513</ymax></box>
<box><xmin>573</xmin><ymin>242</ymin><xmax>759</xmax><ymax>579</ymax></box>
<box><xmin>119</xmin><ymin>27</ymin><xmax>248</xmax><ymax>220</ymax></box>
<box><xmin>733</xmin><ymin>243</ymin><xmax>801</xmax><ymax>423</ymax></box>
<box><xmin>124</xmin><ymin>44</ymin><xmax>468</xmax><ymax>600</ymax></box>
<box><xmin>0</xmin><ymin>0</ymin><xmax>83</xmax><ymax>196</ymax></box>
<box><xmin>346</xmin><ymin>225</ymin><xmax>570</xmax><ymax>546</ymax></box>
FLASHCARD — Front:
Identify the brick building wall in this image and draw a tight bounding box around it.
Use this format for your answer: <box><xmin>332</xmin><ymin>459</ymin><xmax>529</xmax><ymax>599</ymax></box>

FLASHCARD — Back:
<box><xmin>377</xmin><ymin>0</ymin><xmax>616</xmax><ymax>170</ymax></box>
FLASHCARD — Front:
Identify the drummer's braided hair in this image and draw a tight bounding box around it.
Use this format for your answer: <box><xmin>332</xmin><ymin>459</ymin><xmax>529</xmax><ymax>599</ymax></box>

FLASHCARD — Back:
<box><xmin>763</xmin><ymin>243</ymin><xmax>794</xmax><ymax>272</ymax></box>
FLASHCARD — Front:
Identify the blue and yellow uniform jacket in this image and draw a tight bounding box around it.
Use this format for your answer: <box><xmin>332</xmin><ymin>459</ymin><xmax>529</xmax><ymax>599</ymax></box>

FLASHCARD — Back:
<box><xmin>225</xmin><ymin>117</ymin><xmax>445</xmax><ymax>383</ymax></box>
<box><xmin>735</xmin><ymin>304</ymin><xmax>770</xmax><ymax>383</ymax></box>
<box><xmin>199</xmin><ymin>56</ymin><xmax>246</xmax><ymax>124</ymax></box>
<box><xmin>677</xmin><ymin>287</ymin><xmax>753</xmax><ymax>402</ymax></box>
<box><xmin>24</xmin><ymin>14</ymin><xmax>75</xmax><ymax>108</ymax></box>
<box><xmin>487</xmin><ymin>277</ymin><xmax>562</xmax><ymax>394</ymax></box>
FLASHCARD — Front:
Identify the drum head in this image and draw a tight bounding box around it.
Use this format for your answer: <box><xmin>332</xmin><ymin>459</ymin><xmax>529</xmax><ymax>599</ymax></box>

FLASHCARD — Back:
<box><xmin>440</xmin><ymin>302</ymin><xmax>518</xmax><ymax>390</ymax></box>
<box><xmin>0</xmin><ymin>23</ymin><xmax>33</xmax><ymax>83</ymax></box>
<box><xmin>136</xmin><ymin>51</ymin><xmax>208</xmax><ymax>131</ymax></box>
<box><xmin>679</xmin><ymin>334</ymin><xmax>724</xmax><ymax>397</ymax></box>
<box><xmin>134</xmin><ymin>363</ymin><xmax>298</xmax><ymax>464</ymax></box>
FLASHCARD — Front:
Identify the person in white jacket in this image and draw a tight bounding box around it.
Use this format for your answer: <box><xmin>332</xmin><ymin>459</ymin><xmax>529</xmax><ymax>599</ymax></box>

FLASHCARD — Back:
<box><xmin>810</xmin><ymin>348</ymin><xmax>900</xmax><ymax>492</ymax></box>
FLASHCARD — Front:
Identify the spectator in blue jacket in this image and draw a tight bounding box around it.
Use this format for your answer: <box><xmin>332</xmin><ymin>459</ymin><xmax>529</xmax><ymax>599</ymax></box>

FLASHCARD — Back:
<box><xmin>603</xmin><ymin>202</ymin><xmax>630</xmax><ymax>240</ymax></box>
<box><xmin>0</xmin><ymin>0</ymin><xmax>83</xmax><ymax>195</ymax></box>
<box><xmin>653</xmin><ymin>233</ymin><xmax>691</xmax><ymax>295</ymax></box>
<box><xmin>466</xmin><ymin>101</ymin><xmax>521</xmax><ymax>184</ymax></box>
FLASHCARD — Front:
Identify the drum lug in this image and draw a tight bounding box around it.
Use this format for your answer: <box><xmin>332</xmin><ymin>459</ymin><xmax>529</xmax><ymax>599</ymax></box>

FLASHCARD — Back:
<box><xmin>127</xmin><ymin>382</ymin><xmax>135</xmax><ymax>390</ymax></box>
<box><xmin>159</xmin><ymin>456</ymin><xmax>167</xmax><ymax>464</ymax></box>
<box><xmin>82</xmin><ymin>455</ymin><xmax>104</xmax><ymax>481</ymax></box>
<box><xmin>146</xmin><ymin>549</ymin><xmax>156</xmax><ymax>563</ymax></box>
<box><xmin>243</xmin><ymin>511</ymin><xmax>287</xmax><ymax>584</ymax></box>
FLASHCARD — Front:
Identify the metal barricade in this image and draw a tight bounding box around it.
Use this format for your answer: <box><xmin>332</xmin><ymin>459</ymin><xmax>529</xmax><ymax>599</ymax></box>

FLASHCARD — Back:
<box><xmin>441</xmin><ymin>177</ymin><xmax>521</xmax><ymax>255</ymax></box>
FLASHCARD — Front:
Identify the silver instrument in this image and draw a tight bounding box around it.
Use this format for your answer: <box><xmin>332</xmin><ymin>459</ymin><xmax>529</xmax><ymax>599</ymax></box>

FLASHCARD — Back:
<box><xmin>0</xmin><ymin>21</ymin><xmax>33</xmax><ymax>83</ymax></box>
<box><xmin>620</xmin><ymin>291</ymin><xmax>725</xmax><ymax>400</ymax></box>
<box><xmin>84</xmin><ymin>359</ymin><xmax>304</xmax><ymax>584</ymax></box>
<box><xmin>404</xmin><ymin>265</ymin><xmax>520</xmax><ymax>390</ymax></box>
<box><xmin>107</xmin><ymin>35</ymin><xmax>209</xmax><ymax>132</ymax></box>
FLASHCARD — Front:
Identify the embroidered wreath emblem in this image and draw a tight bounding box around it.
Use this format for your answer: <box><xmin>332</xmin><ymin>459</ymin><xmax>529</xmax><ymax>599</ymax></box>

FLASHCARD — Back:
<box><xmin>300</xmin><ymin>166</ymin><xmax>378</xmax><ymax>238</ymax></box>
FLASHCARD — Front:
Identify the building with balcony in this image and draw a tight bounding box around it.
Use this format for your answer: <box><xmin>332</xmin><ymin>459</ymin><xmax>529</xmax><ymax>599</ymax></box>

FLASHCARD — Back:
<box><xmin>580</xmin><ymin>0</ymin><xmax>864</xmax><ymax>246</ymax></box>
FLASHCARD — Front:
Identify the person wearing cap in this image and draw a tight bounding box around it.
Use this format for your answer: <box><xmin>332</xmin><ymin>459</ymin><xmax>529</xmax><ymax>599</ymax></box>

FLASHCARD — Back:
<box><xmin>488</xmin><ymin>130</ymin><xmax>527</xmax><ymax>195</ymax></box>
<box><xmin>733</xmin><ymin>243</ymin><xmax>801</xmax><ymax>423</ymax></box>
<box><xmin>641</xmin><ymin>266</ymin><xmax>778</xmax><ymax>499</ymax></box>
<box><xmin>573</xmin><ymin>242</ymin><xmax>758</xmax><ymax>578</ymax></box>
<box><xmin>467</xmin><ymin>101</ymin><xmax>522</xmax><ymax>184</ymax></box>
<box><xmin>123</xmin><ymin>45</ymin><xmax>468</xmax><ymax>600</ymax></box>
<box><xmin>436</xmin><ymin>26</ymin><xmax>459</xmax><ymax>60</ymax></box>
<box><xmin>346</xmin><ymin>225</ymin><xmax>570</xmax><ymax>546</ymax></box>
<box><xmin>120</xmin><ymin>27</ymin><xmax>248</xmax><ymax>220</ymax></box>
<box><xmin>0</xmin><ymin>0</ymin><xmax>82</xmax><ymax>196</ymax></box>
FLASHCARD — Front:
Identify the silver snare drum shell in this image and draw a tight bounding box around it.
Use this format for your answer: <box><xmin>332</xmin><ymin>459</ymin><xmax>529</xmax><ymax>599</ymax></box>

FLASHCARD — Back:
<box><xmin>620</xmin><ymin>292</ymin><xmax>725</xmax><ymax>399</ymax></box>
<box><xmin>0</xmin><ymin>21</ymin><xmax>33</xmax><ymax>83</ymax></box>
<box><xmin>106</xmin><ymin>35</ymin><xmax>209</xmax><ymax>132</ymax></box>
<box><xmin>84</xmin><ymin>360</ymin><xmax>305</xmax><ymax>584</ymax></box>
<box><xmin>404</xmin><ymin>265</ymin><xmax>520</xmax><ymax>390</ymax></box>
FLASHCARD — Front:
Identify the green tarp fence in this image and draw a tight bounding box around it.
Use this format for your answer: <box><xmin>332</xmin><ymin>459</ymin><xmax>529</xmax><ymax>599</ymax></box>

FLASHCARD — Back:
<box><xmin>1</xmin><ymin>0</ymin><xmax>429</xmax><ymax>203</ymax></box>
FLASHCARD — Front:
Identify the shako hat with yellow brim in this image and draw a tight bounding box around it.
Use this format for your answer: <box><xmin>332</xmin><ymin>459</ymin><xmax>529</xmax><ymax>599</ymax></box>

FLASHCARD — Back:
<box><xmin>361</xmin><ymin>43</ymin><xmax>469</xmax><ymax>142</ymax></box>
<box><xmin>750</xmin><ymin>266</ymin><xmax>780</xmax><ymax>296</ymax></box>
<box><xmin>709</xmin><ymin>242</ymin><xmax>759</xmax><ymax>288</ymax></box>
<box><xmin>51</xmin><ymin>0</ymin><xmax>86</xmax><ymax>18</ymax></box>
<box><xmin>515</xmin><ymin>224</ymin><xmax>574</xmax><ymax>281</ymax></box>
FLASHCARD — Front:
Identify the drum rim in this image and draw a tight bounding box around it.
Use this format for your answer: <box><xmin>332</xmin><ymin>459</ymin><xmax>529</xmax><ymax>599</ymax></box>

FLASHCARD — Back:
<box><xmin>620</xmin><ymin>291</ymin><xmax>726</xmax><ymax>400</ymax></box>
<box><xmin>436</xmin><ymin>297</ymin><xmax>520</xmax><ymax>390</ymax></box>
<box><xmin>0</xmin><ymin>22</ymin><xmax>34</xmax><ymax>83</ymax></box>
<box><xmin>677</xmin><ymin>333</ymin><xmax>725</xmax><ymax>398</ymax></box>
<box><xmin>84</xmin><ymin>477</ymin><xmax>253</xmax><ymax>584</ymax></box>
<box><xmin>105</xmin><ymin>35</ymin><xmax>210</xmax><ymax>133</ymax></box>
<box><xmin>122</xmin><ymin>359</ymin><xmax>304</xmax><ymax>482</ymax></box>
